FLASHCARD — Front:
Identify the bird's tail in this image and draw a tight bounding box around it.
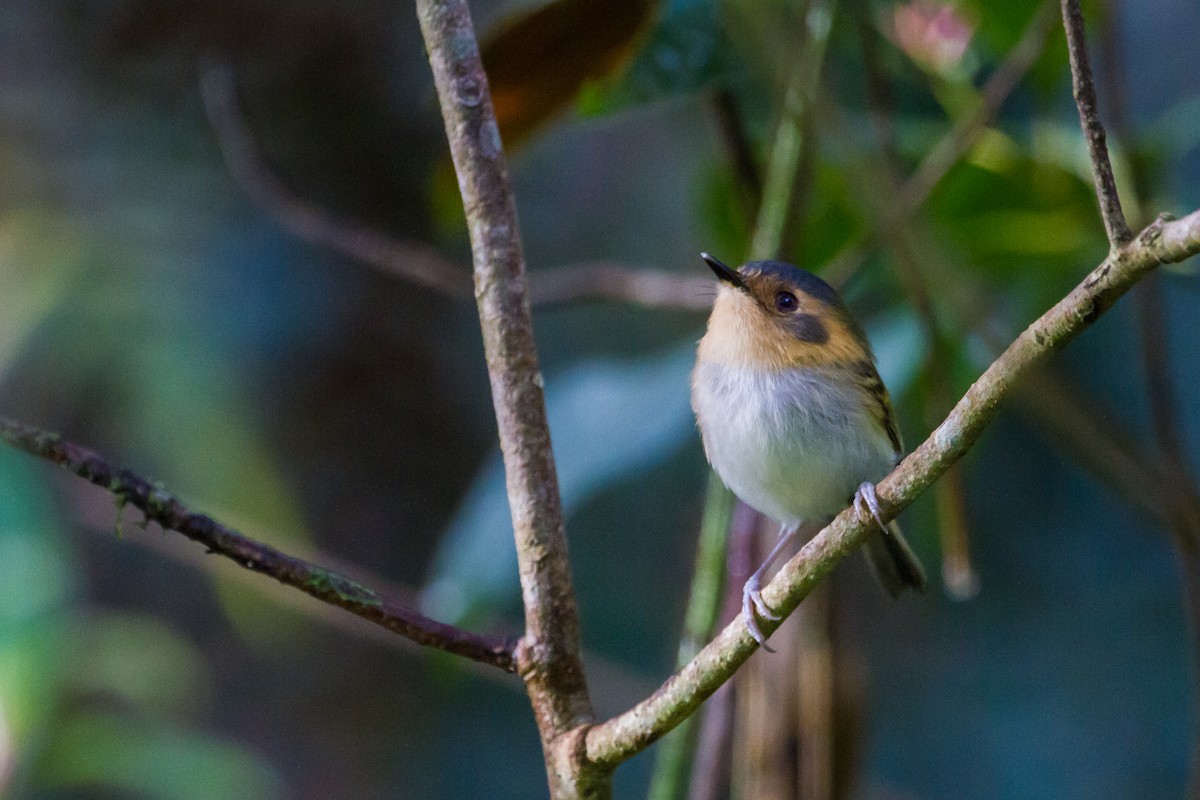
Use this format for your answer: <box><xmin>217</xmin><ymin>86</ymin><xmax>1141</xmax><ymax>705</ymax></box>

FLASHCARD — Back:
<box><xmin>863</xmin><ymin>521</ymin><xmax>927</xmax><ymax>596</ymax></box>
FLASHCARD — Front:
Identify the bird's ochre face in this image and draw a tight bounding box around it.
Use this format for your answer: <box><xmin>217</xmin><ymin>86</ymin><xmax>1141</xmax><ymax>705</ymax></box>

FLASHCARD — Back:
<box><xmin>696</xmin><ymin>255</ymin><xmax>871</xmax><ymax>371</ymax></box>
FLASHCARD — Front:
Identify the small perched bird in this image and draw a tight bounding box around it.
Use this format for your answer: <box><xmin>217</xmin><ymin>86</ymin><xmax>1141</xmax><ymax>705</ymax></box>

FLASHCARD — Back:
<box><xmin>691</xmin><ymin>253</ymin><xmax>926</xmax><ymax>649</ymax></box>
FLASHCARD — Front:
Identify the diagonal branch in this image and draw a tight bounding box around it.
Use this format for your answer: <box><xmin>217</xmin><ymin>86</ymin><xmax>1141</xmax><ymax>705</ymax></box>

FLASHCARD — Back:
<box><xmin>199</xmin><ymin>60</ymin><xmax>708</xmax><ymax>312</ymax></box>
<box><xmin>584</xmin><ymin>208</ymin><xmax>1200</xmax><ymax>768</ymax></box>
<box><xmin>199</xmin><ymin>62</ymin><xmax>473</xmax><ymax>299</ymax></box>
<box><xmin>0</xmin><ymin>415</ymin><xmax>517</xmax><ymax>671</ymax></box>
<box><xmin>1060</xmin><ymin>0</ymin><xmax>1131</xmax><ymax>246</ymax></box>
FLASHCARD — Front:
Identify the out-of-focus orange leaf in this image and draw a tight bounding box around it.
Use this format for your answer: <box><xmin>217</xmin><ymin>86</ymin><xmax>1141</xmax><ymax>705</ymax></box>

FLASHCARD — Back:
<box><xmin>482</xmin><ymin>0</ymin><xmax>659</xmax><ymax>146</ymax></box>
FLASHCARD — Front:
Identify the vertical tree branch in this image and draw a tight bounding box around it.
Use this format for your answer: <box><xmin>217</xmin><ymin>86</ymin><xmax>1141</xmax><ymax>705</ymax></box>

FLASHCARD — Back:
<box><xmin>413</xmin><ymin>2</ymin><xmax>599</xmax><ymax>796</ymax></box>
<box><xmin>647</xmin><ymin>474</ymin><xmax>737</xmax><ymax>800</ymax></box>
<box><xmin>750</xmin><ymin>0</ymin><xmax>834</xmax><ymax>262</ymax></box>
<box><xmin>685</xmin><ymin>512</ymin><xmax>758</xmax><ymax>800</ymax></box>
<box><xmin>1060</xmin><ymin>0</ymin><xmax>1131</xmax><ymax>246</ymax></box>
<box><xmin>710</xmin><ymin>89</ymin><xmax>763</xmax><ymax>220</ymax></box>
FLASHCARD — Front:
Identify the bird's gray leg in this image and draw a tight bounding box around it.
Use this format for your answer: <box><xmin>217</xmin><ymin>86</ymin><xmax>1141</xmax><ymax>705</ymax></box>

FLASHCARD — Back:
<box><xmin>854</xmin><ymin>484</ymin><xmax>892</xmax><ymax>534</ymax></box>
<box><xmin>742</xmin><ymin>524</ymin><xmax>797</xmax><ymax>653</ymax></box>
<box><xmin>853</xmin><ymin>481</ymin><xmax>891</xmax><ymax>535</ymax></box>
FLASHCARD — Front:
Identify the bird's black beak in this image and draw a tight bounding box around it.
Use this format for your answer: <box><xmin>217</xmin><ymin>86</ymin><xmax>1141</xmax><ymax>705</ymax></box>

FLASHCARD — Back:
<box><xmin>701</xmin><ymin>252</ymin><xmax>746</xmax><ymax>290</ymax></box>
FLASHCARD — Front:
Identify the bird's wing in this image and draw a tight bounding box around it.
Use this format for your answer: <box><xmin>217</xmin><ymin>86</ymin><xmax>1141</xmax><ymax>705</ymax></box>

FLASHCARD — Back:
<box><xmin>850</xmin><ymin>360</ymin><xmax>903</xmax><ymax>456</ymax></box>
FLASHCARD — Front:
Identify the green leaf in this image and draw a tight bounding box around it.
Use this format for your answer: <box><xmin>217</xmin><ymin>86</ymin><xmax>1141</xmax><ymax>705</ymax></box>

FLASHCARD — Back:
<box><xmin>953</xmin><ymin>208</ymin><xmax>1095</xmax><ymax>255</ymax></box>
<box><xmin>963</xmin><ymin>0</ymin><xmax>1044</xmax><ymax>53</ymax></box>
<box><xmin>578</xmin><ymin>0</ymin><xmax>736</xmax><ymax>117</ymax></box>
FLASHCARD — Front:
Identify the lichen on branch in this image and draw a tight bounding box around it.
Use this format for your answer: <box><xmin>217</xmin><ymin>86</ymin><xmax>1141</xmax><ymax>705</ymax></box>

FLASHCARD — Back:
<box><xmin>0</xmin><ymin>418</ymin><xmax>517</xmax><ymax>672</ymax></box>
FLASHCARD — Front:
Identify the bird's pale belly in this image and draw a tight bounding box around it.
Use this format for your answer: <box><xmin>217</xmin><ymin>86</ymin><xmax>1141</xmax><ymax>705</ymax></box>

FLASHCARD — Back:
<box><xmin>691</xmin><ymin>361</ymin><xmax>898</xmax><ymax>528</ymax></box>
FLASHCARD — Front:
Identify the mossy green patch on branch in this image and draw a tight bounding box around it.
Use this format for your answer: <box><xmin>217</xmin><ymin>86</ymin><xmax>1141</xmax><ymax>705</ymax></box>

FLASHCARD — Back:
<box><xmin>305</xmin><ymin>571</ymin><xmax>380</xmax><ymax>607</ymax></box>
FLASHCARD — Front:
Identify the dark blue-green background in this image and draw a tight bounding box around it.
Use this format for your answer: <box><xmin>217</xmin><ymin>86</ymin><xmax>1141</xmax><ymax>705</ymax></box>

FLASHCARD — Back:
<box><xmin>0</xmin><ymin>0</ymin><xmax>1197</xmax><ymax>797</ymax></box>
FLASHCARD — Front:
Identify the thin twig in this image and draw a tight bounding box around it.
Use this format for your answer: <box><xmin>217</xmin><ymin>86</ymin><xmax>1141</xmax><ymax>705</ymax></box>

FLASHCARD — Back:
<box><xmin>201</xmin><ymin>4</ymin><xmax>1050</xmax><ymax>316</ymax></box>
<box><xmin>201</xmin><ymin>3</ymin><xmax>1049</xmax><ymax>315</ymax></box>
<box><xmin>77</xmin><ymin>502</ymin><xmax>661</xmax><ymax>707</ymax></box>
<box><xmin>1060</xmin><ymin>0</ymin><xmax>1132</xmax><ymax>246</ymax></box>
<box><xmin>200</xmin><ymin>59</ymin><xmax>710</xmax><ymax>313</ymax></box>
<box><xmin>0</xmin><ymin>416</ymin><xmax>516</xmax><ymax>671</ymax></box>
<box><xmin>585</xmin><ymin>208</ymin><xmax>1200</xmax><ymax>768</ymax></box>
<box><xmin>199</xmin><ymin>62</ymin><xmax>473</xmax><ymax>298</ymax></box>
<box><xmin>413</xmin><ymin>2</ymin><xmax>598</xmax><ymax>797</ymax></box>
<box><xmin>646</xmin><ymin>473</ymin><xmax>735</xmax><ymax>800</ymax></box>
<box><xmin>750</xmin><ymin>0</ymin><xmax>834</xmax><ymax>262</ymax></box>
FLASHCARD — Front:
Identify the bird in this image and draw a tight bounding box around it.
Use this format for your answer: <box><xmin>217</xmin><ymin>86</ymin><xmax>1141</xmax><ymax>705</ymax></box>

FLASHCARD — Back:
<box><xmin>690</xmin><ymin>253</ymin><xmax>926</xmax><ymax>650</ymax></box>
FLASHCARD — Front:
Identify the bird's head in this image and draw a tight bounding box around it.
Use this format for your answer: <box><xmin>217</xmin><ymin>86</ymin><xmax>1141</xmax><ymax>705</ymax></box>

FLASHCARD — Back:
<box><xmin>697</xmin><ymin>253</ymin><xmax>872</xmax><ymax>370</ymax></box>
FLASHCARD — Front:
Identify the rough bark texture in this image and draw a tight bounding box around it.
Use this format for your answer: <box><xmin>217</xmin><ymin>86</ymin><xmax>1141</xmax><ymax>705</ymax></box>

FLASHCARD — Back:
<box><xmin>413</xmin><ymin>1</ymin><xmax>601</xmax><ymax>796</ymax></box>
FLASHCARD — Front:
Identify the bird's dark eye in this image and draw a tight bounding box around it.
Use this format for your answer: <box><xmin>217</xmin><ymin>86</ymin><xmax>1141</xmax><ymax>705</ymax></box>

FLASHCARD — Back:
<box><xmin>774</xmin><ymin>291</ymin><xmax>798</xmax><ymax>312</ymax></box>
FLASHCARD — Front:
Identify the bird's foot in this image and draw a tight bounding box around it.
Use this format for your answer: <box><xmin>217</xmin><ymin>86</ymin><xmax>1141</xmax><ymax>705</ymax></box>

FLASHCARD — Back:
<box><xmin>854</xmin><ymin>481</ymin><xmax>890</xmax><ymax>534</ymax></box>
<box><xmin>742</xmin><ymin>575</ymin><xmax>779</xmax><ymax>653</ymax></box>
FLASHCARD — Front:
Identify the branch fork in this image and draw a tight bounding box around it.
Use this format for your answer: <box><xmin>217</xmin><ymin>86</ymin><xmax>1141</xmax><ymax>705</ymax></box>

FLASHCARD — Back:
<box><xmin>2</xmin><ymin>1</ymin><xmax>1199</xmax><ymax>798</ymax></box>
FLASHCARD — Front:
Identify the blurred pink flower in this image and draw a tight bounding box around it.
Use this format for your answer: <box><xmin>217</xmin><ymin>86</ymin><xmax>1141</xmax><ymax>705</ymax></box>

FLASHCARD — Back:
<box><xmin>890</xmin><ymin>1</ymin><xmax>974</xmax><ymax>73</ymax></box>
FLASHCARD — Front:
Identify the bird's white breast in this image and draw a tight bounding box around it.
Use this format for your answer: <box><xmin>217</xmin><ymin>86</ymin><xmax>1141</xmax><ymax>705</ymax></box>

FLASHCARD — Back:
<box><xmin>691</xmin><ymin>360</ymin><xmax>898</xmax><ymax>527</ymax></box>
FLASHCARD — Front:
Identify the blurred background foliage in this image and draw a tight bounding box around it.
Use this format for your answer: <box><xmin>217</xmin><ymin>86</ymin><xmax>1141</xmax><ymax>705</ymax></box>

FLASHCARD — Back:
<box><xmin>0</xmin><ymin>0</ymin><xmax>1198</xmax><ymax>797</ymax></box>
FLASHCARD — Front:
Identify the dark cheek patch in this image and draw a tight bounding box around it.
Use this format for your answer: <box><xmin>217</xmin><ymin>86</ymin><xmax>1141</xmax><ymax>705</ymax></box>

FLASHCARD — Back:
<box><xmin>790</xmin><ymin>313</ymin><xmax>829</xmax><ymax>344</ymax></box>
